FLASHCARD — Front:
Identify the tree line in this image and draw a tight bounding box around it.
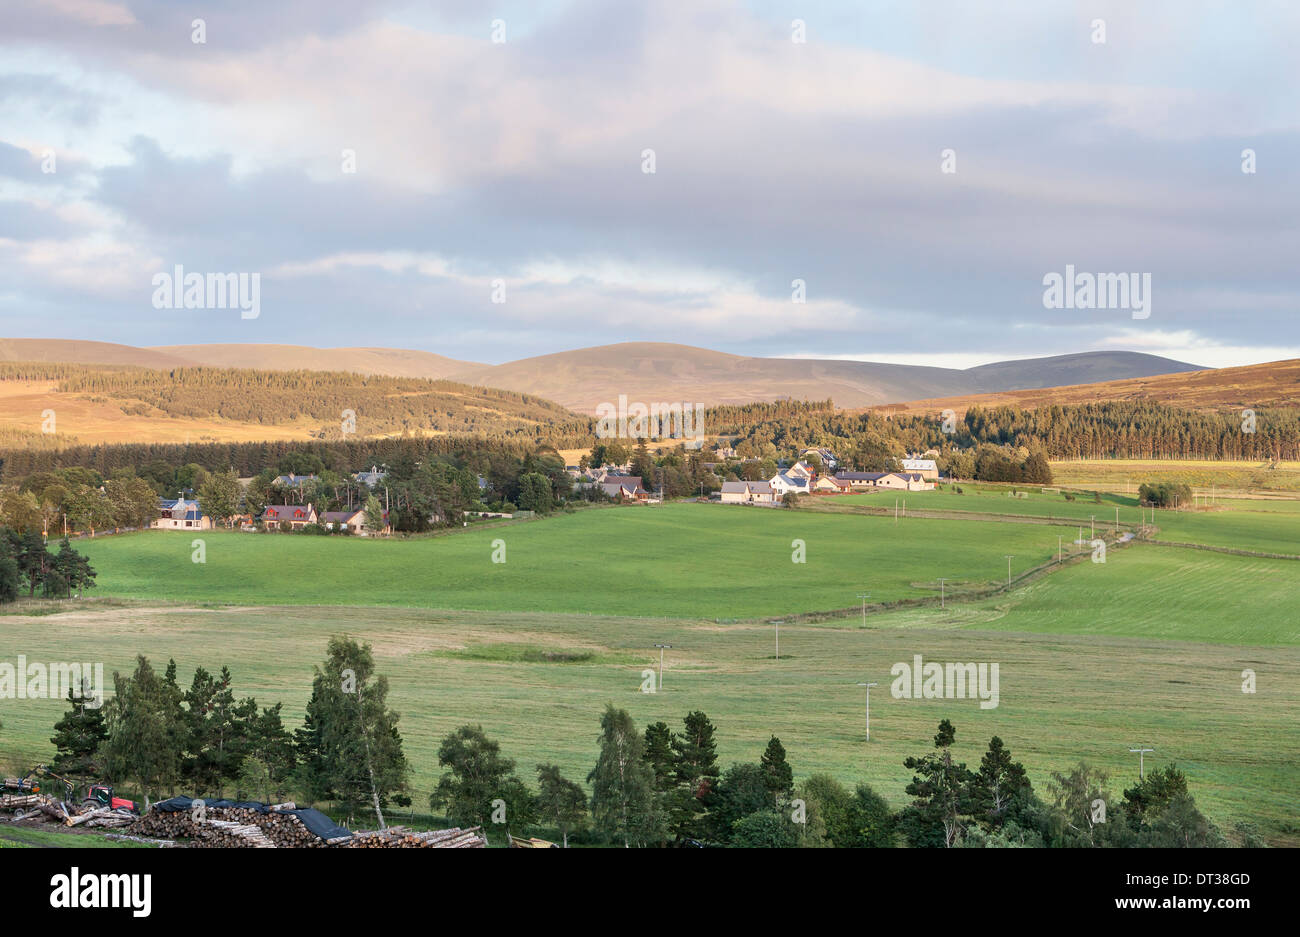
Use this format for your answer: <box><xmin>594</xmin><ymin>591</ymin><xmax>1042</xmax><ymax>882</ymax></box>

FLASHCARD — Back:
<box><xmin>0</xmin><ymin>527</ymin><xmax>96</xmax><ymax>601</ymax></box>
<box><xmin>27</xmin><ymin>640</ymin><xmax>1255</xmax><ymax>847</ymax></box>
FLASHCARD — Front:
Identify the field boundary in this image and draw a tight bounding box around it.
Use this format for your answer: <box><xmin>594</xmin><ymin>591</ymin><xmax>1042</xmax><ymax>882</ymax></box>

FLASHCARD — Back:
<box><xmin>743</xmin><ymin>531</ymin><xmax>1137</xmax><ymax>626</ymax></box>
<box><xmin>1143</xmin><ymin>539</ymin><xmax>1300</xmax><ymax>561</ymax></box>
<box><xmin>796</xmin><ymin>499</ymin><xmax>1127</xmax><ymax>529</ymax></box>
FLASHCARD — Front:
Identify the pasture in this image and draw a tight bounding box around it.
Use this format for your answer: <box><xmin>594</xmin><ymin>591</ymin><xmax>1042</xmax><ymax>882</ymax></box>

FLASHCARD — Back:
<box><xmin>76</xmin><ymin>505</ymin><xmax>1084</xmax><ymax>619</ymax></box>
<box><xmin>5</xmin><ymin>492</ymin><xmax>1297</xmax><ymax>844</ymax></box>
<box><xmin>1</xmin><ymin>600</ymin><xmax>1296</xmax><ymax>843</ymax></box>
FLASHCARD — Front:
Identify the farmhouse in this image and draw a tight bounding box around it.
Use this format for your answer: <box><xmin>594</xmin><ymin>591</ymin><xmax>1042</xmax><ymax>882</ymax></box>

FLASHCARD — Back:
<box><xmin>900</xmin><ymin>458</ymin><xmax>939</xmax><ymax>480</ymax></box>
<box><xmin>875</xmin><ymin>472</ymin><xmax>935</xmax><ymax>492</ymax></box>
<box><xmin>835</xmin><ymin>471</ymin><xmax>889</xmax><ymax>490</ymax></box>
<box><xmin>813</xmin><ymin>474</ymin><xmax>852</xmax><ymax>494</ymax></box>
<box><xmin>154</xmin><ymin>497</ymin><xmax>211</xmax><ymax>530</ymax></box>
<box><xmin>720</xmin><ymin>480</ymin><xmax>777</xmax><ymax>504</ymax></box>
<box><xmin>354</xmin><ymin>466</ymin><xmax>386</xmax><ymax>488</ymax></box>
<box><xmin>319</xmin><ymin>509</ymin><xmax>385</xmax><ymax>535</ymax></box>
<box><xmin>261</xmin><ymin>504</ymin><xmax>318</xmax><ymax>528</ymax></box>
<box><xmin>599</xmin><ymin>475</ymin><xmax>649</xmax><ymax>502</ymax></box>
<box><xmin>770</xmin><ymin>470</ymin><xmax>811</xmax><ymax>497</ymax></box>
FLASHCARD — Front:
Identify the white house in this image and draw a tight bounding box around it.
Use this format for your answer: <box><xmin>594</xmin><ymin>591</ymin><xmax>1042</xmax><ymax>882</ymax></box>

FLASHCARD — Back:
<box><xmin>769</xmin><ymin>471</ymin><xmax>811</xmax><ymax>497</ymax></box>
<box><xmin>720</xmin><ymin>480</ymin><xmax>777</xmax><ymax>504</ymax></box>
<box><xmin>154</xmin><ymin>497</ymin><xmax>211</xmax><ymax>530</ymax></box>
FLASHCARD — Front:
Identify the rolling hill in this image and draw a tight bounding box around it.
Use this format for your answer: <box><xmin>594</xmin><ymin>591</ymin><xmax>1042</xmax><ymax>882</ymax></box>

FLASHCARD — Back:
<box><xmin>153</xmin><ymin>344</ymin><xmax>480</xmax><ymax>379</ymax></box>
<box><xmin>0</xmin><ymin>338</ymin><xmax>1205</xmax><ymax>413</ymax></box>
<box><xmin>445</xmin><ymin>343</ymin><xmax>1205</xmax><ymax>412</ymax></box>
<box><xmin>871</xmin><ymin>357</ymin><xmax>1300</xmax><ymax>416</ymax></box>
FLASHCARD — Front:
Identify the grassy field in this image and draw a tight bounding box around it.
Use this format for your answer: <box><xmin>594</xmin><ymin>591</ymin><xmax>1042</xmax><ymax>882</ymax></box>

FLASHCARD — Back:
<box><xmin>1049</xmin><ymin>458</ymin><xmax>1300</xmax><ymax>493</ymax></box>
<box><xmin>6</xmin><ymin>490</ymin><xmax>1297</xmax><ymax>845</ymax></box>
<box><xmin>76</xmin><ymin>505</ymin><xmax>1085</xmax><ymax>619</ymax></box>
<box><xmin>1</xmin><ymin>599</ymin><xmax>1296</xmax><ymax>844</ymax></box>
<box><xmin>830</xmin><ymin>486</ymin><xmax>1300</xmax><ymax>556</ymax></box>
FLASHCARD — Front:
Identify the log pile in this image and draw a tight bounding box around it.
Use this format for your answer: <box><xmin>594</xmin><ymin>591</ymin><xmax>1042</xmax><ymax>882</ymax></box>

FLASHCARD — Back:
<box><xmin>0</xmin><ymin>793</ymin><xmax>44</xmax><ymax>810</ymax></box>
<box><xmin>195</xmin><ymin>819</ymin><xmax>277</xmax><ymax>848</ymax></box>
<box><xmin>80</xmin><ymin>809</ymin><xmax>138</xmax><ymax>829</ymax></box>
<box><xmin>343</xmin><ymin>825</ymin><xmax>486</xmax><ymax>848</ymax></box>
<box><xmin>128</xmin><ymin>799</ymin><xmax>486</xmax><ymax>848</ymax></box>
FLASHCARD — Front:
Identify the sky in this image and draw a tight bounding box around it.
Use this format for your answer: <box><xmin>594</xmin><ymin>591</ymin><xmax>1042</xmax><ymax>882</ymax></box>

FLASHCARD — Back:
<box><xmin>1</xmin><ymin>0</ymin><xmax>1298</xmax><ymax>369</ymax></box>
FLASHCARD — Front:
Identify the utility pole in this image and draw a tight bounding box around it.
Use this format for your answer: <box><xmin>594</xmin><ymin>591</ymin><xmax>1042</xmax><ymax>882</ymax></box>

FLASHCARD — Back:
<box><xmin>1090</xmin><ymin>515</ymin><xmax>1095</xmax><ymax>539</ymax></box>
<box><xmin>857</xmin><ymin>681</ymin><xmax>879</xmax><ymax>741</ymax></box>
<box><xmin>653</xmin><ymin>644</ymin><xmax>672</xmax><ymax>690</ymax></box>
<box><xmin>1114</xmin><ymin>506</ymin><xmax>1119</xmax><ymax>533</ymax></box>
<box><xmin>1129</xmin><ymin>746</ymin><xmax>1154</xmax><ymax>780</ymax></box>
<box><xmin>1058</xmin><ymin>535</ymin><xmax>1062</xmax><ymax>563</ymax></box>
<box><xmin>773</xmin><ymin>621</ymin><xmax>780</xmax><ymax>660</ymax></box>
<box><xmin>1004</xmin><ymin>555</ymin><xmax>1014</xmax><ymax>586</ymax></box>
<box><xmin>938</xmin><ymin>578</ymin><xmax>948</xmax><ymax>609</ymax></box>
<box><xmin>856</xmin><ymin>592</ymin><xmax>870</xmax><ymax>628</ymax></box>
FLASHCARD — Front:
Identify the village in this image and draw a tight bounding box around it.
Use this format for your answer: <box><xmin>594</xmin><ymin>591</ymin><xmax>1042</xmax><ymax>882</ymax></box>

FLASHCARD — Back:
<box><xmin>149</xmin><ymin>450</ymin><xmax>941</xmax><ymax>533</ymax></box>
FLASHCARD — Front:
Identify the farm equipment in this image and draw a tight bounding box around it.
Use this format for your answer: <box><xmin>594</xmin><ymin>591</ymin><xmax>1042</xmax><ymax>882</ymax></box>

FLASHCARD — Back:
<box><xmin>1</xmin><ymin>765</ymin><xmax>137</xmax><ymax>817</ymax></box>
<box><xmin>82</xmin><ymin>783</ymin><xmax>136</xmax><ymax>813</ymax></box>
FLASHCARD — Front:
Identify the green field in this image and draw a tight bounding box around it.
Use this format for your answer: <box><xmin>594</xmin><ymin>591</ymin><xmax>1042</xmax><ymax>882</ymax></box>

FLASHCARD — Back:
<box><xmin>4</xmin><ymin>491</ymin><xmax>1298</xmax><ymax>845</ymax></box>
<box><xmin>832</xmin><ymin>486</ymin><xmax>1300</xmax><ymax>556</ymax></box>
<box><xmin>2</xmin><ymin>601</ymin><xmax>1296</xmax><ymax>844</ymax></box>
<box><xmin>75</xmin><ymin>506</ymin><xmax>1085</xmax><ymax>619</ymax></box>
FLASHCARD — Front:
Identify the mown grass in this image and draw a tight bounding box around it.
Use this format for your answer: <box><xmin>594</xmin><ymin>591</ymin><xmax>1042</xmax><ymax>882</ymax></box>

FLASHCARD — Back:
<box><xmin>6</xmin><ymin>487</ymin><xmax>1295</xmax><ymax>846</ymax></box>
<box><xmin>76</xmin><ymin>506</ymin><xmax>1084</xmax><ymax>619</ymax></box>
<box><xmin>1</xmin><ymin>597</ymin><xmax>1295</xmax><ymax>844</ymax></box>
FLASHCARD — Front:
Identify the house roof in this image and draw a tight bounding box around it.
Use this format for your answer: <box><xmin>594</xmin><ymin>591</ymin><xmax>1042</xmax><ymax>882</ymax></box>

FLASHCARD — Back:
<box><xmin>159</xmin><ymin>498</ymin><xmax>205</xmax><ymax>520</ymax></box>
<box><xmin>722</xmin><ymin>480</ymin><xmax>772</xmax><ymax>493</ymax></box>
<box><xmin>262</xmin><ymin>504</ymin><xmax>315</xmax><ymax>520</ymax></box>
<box><xmin>275</xmin><ymin>474</ymin><xmax>317</xmax><ymax>486</ymax></box>
<box><xmin>836</xmin><ymin>472</ymin><xmax>889</xmax><ymax>481</ymax></box>
<box><xmin>321</xmin><ymin>510</ymin><xmax>363</xmax><ymax>523</ymax></box>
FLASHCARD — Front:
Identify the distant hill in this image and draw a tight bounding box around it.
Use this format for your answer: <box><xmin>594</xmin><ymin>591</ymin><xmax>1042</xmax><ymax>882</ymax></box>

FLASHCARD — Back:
<box><xmin>0</xmin><ymin>361</ymin><xmax>584</xmax><ymax>447</ymax></box>
<box><xmin>871</xmin><ymin>358</ymin><xmax>1300</xmax><ymax>416</ymax></box>
<box><xmin>0</xmin><ymin>338</ymin><xmax>199</xmax><ymax>370</ymax></box>
<box><xmin>152</xmin><ymin>344</ymin><xmax>479</xmax><ymax>379</ymax></box>
<box><xmin>1</xmin><ymin>338</ymin><xmax>1205</xmax><ymax>413</ymax></box>
<box><xmin>446</xmin><ymin>343</ymin><xmax>1205</xmax><ymax>412</ymax></box>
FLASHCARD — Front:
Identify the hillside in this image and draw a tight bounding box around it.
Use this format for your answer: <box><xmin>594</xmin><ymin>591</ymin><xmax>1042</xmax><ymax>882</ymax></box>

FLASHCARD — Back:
<box><xmin>870</xmin><ymin>357</ymin><xmax>1300</xmax><ymax>416</ymax></box>
<box><xmin>153</xmin><ymin>344</ymin><xmax>480</xmax><ymax>379</ymax></box>
<box><xmin>447</xmin><ymin>343</ymin><xmax>1204</xmax><ymax>412</ymax></box>
<box><xmin>0</xmin><ymin>362</ymin><xmax>585</xmax><ymax>446</ymax></box>
<box><xmin>4</xmin><ymin>339</ymin><xmax>1203</xmax><ymax>413</ymax></box>
<box><xmin>0</xmin><ymin>339</ymin><xmax>200</xmax><ymax>370</ymax></box>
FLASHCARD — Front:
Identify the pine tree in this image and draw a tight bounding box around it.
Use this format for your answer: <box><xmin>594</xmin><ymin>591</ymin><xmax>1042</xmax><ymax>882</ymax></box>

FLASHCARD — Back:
<box><xmin>669</xmin><ymin>710</ymin><xmax>720</xmax><ymax>840</ymax></box>
<box><xmin>49</xmin><ymin>686</ymin><xmax>108</xmax><ymax>779</ymax></box>
<box><xmin>759</xmin><ymin>735</ymin><xmax>794</xmax><ymax>805</ymax></box>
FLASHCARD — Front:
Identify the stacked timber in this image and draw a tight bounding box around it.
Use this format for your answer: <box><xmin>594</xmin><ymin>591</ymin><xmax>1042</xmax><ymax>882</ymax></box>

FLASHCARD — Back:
<box><xmin>343</xmin><ymin>825</ymin><xmax>486</xmax><ymax>848</ymax></box>
<box><xmin>195</xmin><ymin>819</ymin><xmax>276</xmax><ymax>848</ymax></box>
<box><xmin>69</xmin><ymin>806</ymin><xmax>136</xmax><ymax>829</ymax></box>
<box><xmin>0</xmin><ymin>793</ymin><xmax>44</xmax><ymax>810</ymax></box>
<box><xmin>127</xmin><ymin>797</ymin><xmax>484</xmax><ymax>848</ymax></box>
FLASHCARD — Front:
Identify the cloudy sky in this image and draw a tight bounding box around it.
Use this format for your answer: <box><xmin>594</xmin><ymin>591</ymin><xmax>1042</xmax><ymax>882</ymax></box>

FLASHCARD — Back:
<box><xmin>2</xmin><ymin>0</ymin><xmax>1297</xmax><ymax>368</ymax></box>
